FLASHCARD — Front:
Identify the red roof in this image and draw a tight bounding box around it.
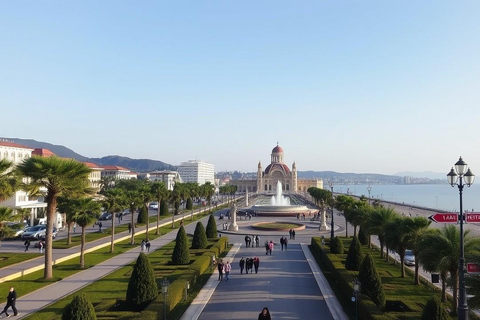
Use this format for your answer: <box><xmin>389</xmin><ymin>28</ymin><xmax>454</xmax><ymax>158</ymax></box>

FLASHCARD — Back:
<box><xmin>272</xmin><ymin>144</ymin><xmax>284</xmax><ymax>153</ymax></box>
<box><xmin>32</xmin><ymin>148</ymin><xmax>56</xmax><ymax>157</ymax></box>
<box><xmin>264</xmin><ymin>163</ymin><xmax>290</xmax><ymax>175</ymax></box>
<box><xmin>101</xmin><ymin>165</ymin><xmax>130</xmax><ymax>171</ymax></box>
<box><xmin>0</xmin><ymin>141</ymin><xmax>34</xmax><ymax>150</ymax></box>
<box><xmin>84</xmin><ymin>162</ymin><xmax>103</xmax><ymax>170</ymax></box>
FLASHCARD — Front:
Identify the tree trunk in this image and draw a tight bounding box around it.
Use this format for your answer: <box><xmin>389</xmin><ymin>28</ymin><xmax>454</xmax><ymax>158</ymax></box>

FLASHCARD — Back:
<box><xmin>414</xmin><ymin>260</ymin><xmax>420</xmax><ymax>285</ymax></box>
<box><xmin>400</xmin><ymin>255</ymin><xmax>406</xmax><ymax>277</ymax></box>
<box><xmin>441</xmin><ymin>272</ymin><xmax>447</xmax><ymax>302</ymax></box>
<box><xmin>344</xmin><ymin>215</ymin><xmax>348</xmax><ymax>237</ymax></box>
<box><xmin>156</xmin><ymin>199</ymin><xmax>160</xmax><ymax>235</ymax></box>
<box><xmin>44</xmin><ymin>196</ymin><xmax>57</xmax><ymax>279</ymax></box>
<box><xmin>145</xmin><ymin>204</ymin><xmax>149</xmax><ymax>241</ymax></box>
<box><xmin>452</xmin><ymin>270</ymin><xmax>458</xmax><ymax>314</ymax></box>
<box><xmin>80</xmin><ymin>227</ymin><xmax>86</xmax><ymax>268</ymax></box>
<box><xmin>67</xmin><ymin>222</ymin><xmax>72</xmax><ymax>245</ymax></box>
<box><xmin>110</xmin><ymin>211</ymin><xmax>116</xmax><ymax>253</ymax></box>
<box><xmin>130</xmin><ymin>208</ymin><xmax>135</xmax><ymax>245</ymax></box>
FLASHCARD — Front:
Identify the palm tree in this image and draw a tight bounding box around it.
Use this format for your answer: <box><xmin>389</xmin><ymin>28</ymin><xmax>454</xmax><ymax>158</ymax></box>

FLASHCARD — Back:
<box><xmin>466</xmin><ymin>247</ymin><xmax>480</xmax><ymax>309</ymax></box>
<box><xmin>0</xmin><ymin>207</ymin><xmax>16</xmax><ymax>246</ymax></box>
<box><xmin>102</xmin><ymin>188</ymin><xmax>125</xmax><ymax>253</ymax></box>
<box><xmin>73</xmin><ymin>197</ymin><xmax>102</xmax><ymax>268</ymax></box>
<box><xmin>16</xmin><ymin>156</ymin><xmax>92</xmax><ymax>279</ymax></box>
<box><xmin>0</xmin><ymin>159</ymin><xmax>18</xmax><ymax>202</ymax></box>
<box><xmin>57</xmin><ymin>196</ymin><xmax>78</xmax><ymax>245</ymax></box>
<box><xmin>368</xmin><ymin>207</ymin><xmax>399</xmax><ymax>259</ymax></box>
<box><xmin>402</xmin><ymin>216</ymin><xmax>431</xmax><ymax>284</ymax></box>
<box><xmin>116</xmin><ymin>179</ymin><xmax>142</xmax><ymax>245</ymax></box>
<box><xmin>384</xmin><ymin>217</ymin><xmax>411</xmax><ymax>277</ymax></box>
<box><xmin>202</xmin><ymin>182</ymin><xmax>216</xmax><ymax>206</ymax></box>
<box><xmin>334</xmin><ymin>195</ymin><xmax>355</xmax><ymax>237</ymax></box>
<box><xmin>417</xmin><ymin>225</ymin><xmax>480</xmax><ymax>313</ymax></box>
<box><xmin>137</xmin><ymin>180</ymin><xmax>153</xmax><ymax>240</ymax></box>
<box><xmin>170</xmin><ymin>184</ymin><xmax>182</xmax><ymax>228</ymax></box>
<box><xmin>349</xmin><ymin>199</ymin><xmax>372</xmax><ymax>237</ymax></box>
<box><xmin>151</xmin><ymin>182</ymin><xmax>167</xmax><ymax>235</ymax></box>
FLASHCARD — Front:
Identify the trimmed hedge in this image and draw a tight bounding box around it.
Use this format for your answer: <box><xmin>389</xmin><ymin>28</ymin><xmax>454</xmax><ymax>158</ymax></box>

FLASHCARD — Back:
<box><xmin>62</xmin><ymin>293</ymin><xmax>97</xmax><ymax>320</ymax></box>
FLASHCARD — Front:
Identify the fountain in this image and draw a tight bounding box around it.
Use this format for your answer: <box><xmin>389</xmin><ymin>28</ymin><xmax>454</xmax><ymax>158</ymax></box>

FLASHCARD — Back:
<box><xmin>247</xmin><ymin>181</ymin><xmax>311</xmax><ymax>217</ymax></box>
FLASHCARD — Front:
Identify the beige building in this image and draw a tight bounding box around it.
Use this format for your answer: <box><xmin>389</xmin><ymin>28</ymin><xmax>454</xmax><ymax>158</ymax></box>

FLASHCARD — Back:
<box><xmin>146</xmin><ymin>170</ymin><xmax>182</xmax><ymax>191</ymax></box>
<box><xmin>233</xmin><ymin>144</ymin><xmax>323</xmax><ymax>194</ymax></box>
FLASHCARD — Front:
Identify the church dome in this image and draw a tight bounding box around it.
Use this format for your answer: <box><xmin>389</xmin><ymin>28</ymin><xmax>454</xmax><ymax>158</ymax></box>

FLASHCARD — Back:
<box><xmin>264</xmin><ymin>163</ymin><xmax>291</xmax><ymax>175</ymax></box>
<box><xmin>272</xmin><ymin>144</ymin><xmax>284</xmax><ymax>153</ymax></box>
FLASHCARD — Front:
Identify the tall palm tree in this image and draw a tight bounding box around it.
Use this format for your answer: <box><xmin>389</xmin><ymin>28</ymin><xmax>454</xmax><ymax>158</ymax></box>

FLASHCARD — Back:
<box><xmin>137</xmin><ymin>180</ymin><xmax>153</xmax><ymax>240</ymax></box>
<box><xmin>203</xmin><ymin>182</ymin><xmax>216</xmax><ymax>206</ymax></box>
<box><xmin>151</xmin><ymin>182</ymin><xmax>167</xmax><ymax>235</ymax></box>
<box><xmin>72</xmin><ymin>198</ymin><xmax>102</xmax><ymax>268</ymax></box>
<box><xmin>417</xmin><ymin>225</ymin><xmax>480</xmax><ymax>313</ymax></box>
<box><xmin>334</xmin><ymin>195</ymin><xmax>355</xmax><ymax>237</ymax></box>
<box><xmin>170</xmin><ymin>184</ymin><xmax>182</xmax><ymax>228</ymax></box>
<box><xmin>16</xmin><ymin>156</ymin><xmax>92</xmax><ymax>279</ymax></box>
<box><xmin>384</xmin><ymin>217</ymin><xmax>411</xmax><ymax>277</ymax></box>
<box><xmin>368</xmin><ymin>207</ymin><xmax>399</xmax><ymax>258</ymax></box>
<box><xmin>403</xmin><ymin>216</ymin><xmax>431</xmax><ymax>284</ymax></box>
<box><xmin>102</xmin><ymin>188</ymin><xmax>125</xmax><ymax>253</ymax></box>
<box><xmin>0</xmin><ymin>207</ymin><xmax>16</xmax><ymax>246</ymax></box>
<box><xmin>0</xmin><ymin>159</ymin><xmax>18</xmax><ymax>202</ymax></box>
<box><xmin>349</xmin><ymin>199</ymin><xmax>371</xmax><ymax>237</ymax></box>
<box><xmin>57</xmin><ymin>196</ymin><xmax>78</xmax><ymax>245</ymax></box>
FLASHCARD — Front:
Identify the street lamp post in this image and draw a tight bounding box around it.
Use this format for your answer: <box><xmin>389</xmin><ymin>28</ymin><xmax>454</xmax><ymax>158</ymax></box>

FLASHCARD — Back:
<box><xmin>162</xmin><ymin>278</ymin><xmax>170</xmax><ymax>320</ymax></box>
<box><xmin>329</xmin><ymin>182</ymin><xmax>335</xmax><ymax>240</ymax></box>
<box><xmin>367</xmin><ymin>186</ymin><xmax>371</xmax><ymax>203</ymax></box>
<box><xmin>447</xmin><ymin>156</ymin><xmax>475</xmax><ymax>320</ymax></box>
<box><xmin>352</xmin><ymin>278</ymin><xmax>361</xmax><ymax>320</ymax></box>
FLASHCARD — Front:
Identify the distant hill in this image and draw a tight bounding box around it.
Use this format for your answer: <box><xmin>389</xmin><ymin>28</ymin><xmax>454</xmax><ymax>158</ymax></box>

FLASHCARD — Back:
<box><xmin>5</xmin><ymin>137</ymin><xmax>176</xmax><ymax>173</ymax></box>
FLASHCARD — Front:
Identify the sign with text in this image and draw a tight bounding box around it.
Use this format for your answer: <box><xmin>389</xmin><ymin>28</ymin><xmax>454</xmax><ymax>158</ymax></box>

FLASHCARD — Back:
<box><xmin>467</xmin><ymin>263</ymin><xmax>480</xmax><ymax>274</ymax></box>
<box><xmin>466</xmin><ymin>213</ymin><xmax>480</xmax><ymax>223</ymax></box>
<box><xmin>428</xmin><ymin>213</ymin><xmax>458</xmax><ymax>223</ymax></box>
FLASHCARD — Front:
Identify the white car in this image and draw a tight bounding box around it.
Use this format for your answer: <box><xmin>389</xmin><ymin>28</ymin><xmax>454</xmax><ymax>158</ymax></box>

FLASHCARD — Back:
<box><xmin>404</xmin><ymin>249</ymin><xmax>415</xmax><ymax>266</ymax></box>
<box><xmin>21</xmin><ymin>225</ymin><xmax>47</xmax><ymax>240</ymax></box>
<box><xmin>149</xmin><ymin>202</ymin><xmax>158</xmax><ymax>210</ymax></box>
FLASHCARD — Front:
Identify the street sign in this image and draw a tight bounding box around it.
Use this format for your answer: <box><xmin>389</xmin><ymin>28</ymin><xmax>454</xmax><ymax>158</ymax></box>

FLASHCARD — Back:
<box><xmin>466</xmin><ymin>213</ymin><xmax>480</xmax><ymax>223</ymax></box>
<box><xmin>428</xmin><ymin>213</ymin><xmax>458</xmax><ymax>223</ymax></box>
<box><xmin>467</xmin><ymin>263</ymin><xmax>480</xmax><ymax>274</ymax></box>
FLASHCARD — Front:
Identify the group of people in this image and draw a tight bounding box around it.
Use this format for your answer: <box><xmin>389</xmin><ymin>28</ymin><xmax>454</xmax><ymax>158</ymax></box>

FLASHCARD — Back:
<box><xmin>279</xmin><ymin>236</ymin><xmax>288</xmax><ymax>251</ymax></box>
<box><xmin>239</xmin><ymin>257</ymin><xmax>260</xmax><ymax>274</ymax></box>
<box><xmin>140</xmin><ymin>240</ymin><xmax>151</xmax><ymax>252</ymax></box>
<box><xmin>288</xmin><ymin>228</ymin><xmax>296</xmax><ymax>240</ymax></box>
<box><xmin>216</xmin><ymin>259</ymin><xmax>232</xmax><ymax>281</ymax></box>
<box><xmin>244</xmin><ymin>235</ymin><xmax>260</xmax><ymax>248</ymax></box>
<box><xmin>265</xmin><ymin>240</ymin><xmax>274</xmax><ymax>255</ymax></box>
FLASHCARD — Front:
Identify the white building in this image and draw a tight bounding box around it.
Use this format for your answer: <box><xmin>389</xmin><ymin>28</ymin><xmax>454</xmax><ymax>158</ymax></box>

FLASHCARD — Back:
<box><xmin>177</xmin><ymin>160</ymin><xmax>215</xmax><ymax>185</ymax></box>
<box><xmin>146</xmin><ymin>170</ymin><xmax>182</xmax><ymax>190</ymax></box>
<box><xmin>101</xmin><ymin>165</ymin><xmax>137</xmax><ymax>180</ymax></box>
<box><xmin>0</xmin><ymin>140</ymin><xmax>48</xmax><ymax>226</ymax></box>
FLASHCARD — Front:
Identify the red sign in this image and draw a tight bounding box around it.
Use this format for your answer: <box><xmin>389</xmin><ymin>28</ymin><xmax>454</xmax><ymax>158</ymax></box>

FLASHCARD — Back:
<box><xmin>466</xmin><ymin>213</ymin><xmax>480</xmax><ymax>223</ymax></box>
<box><xmin>429</xmin><ymin>213</ymin><xmax>458</xmax><ymax>223</ymax></box>
<box><xmin>467</xmin><ymin>263</ymin><xmax>480</xmax><ymax>274</ymax></box>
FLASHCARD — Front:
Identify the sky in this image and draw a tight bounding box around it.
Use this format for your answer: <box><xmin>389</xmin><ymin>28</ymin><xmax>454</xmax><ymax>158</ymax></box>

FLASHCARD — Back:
<box><xmin>1</xmin><ymin>1</ymin><xmax>480</xmax><ymax>174</ymax></box>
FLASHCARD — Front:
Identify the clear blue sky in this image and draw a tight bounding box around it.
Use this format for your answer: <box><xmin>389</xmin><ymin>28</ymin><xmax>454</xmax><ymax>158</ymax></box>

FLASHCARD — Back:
<box><xmin>2</xmin><ymin>1</ymin><xmax>480</xmax><ymax>174</ymax></box>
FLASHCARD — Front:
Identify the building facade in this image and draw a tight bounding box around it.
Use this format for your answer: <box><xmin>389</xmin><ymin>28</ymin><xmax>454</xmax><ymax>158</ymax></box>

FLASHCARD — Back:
<box><xmin>100</xmin><ymin>165</ymin><xmax>137</xmax><ymax>180</ymax></box>
<box><xmin>233</xmin><ymin>144</ymin><xmax>323</xmax><ymax>193</ymax></box>
<box><xmin>177</xmin><ymin>160</ymin><xmax>215</xmax><ymax>185</ymax></box>
<box><xmin>146</xmin><ymin>170</ymin><xmax>182</xmax><ymax>190</ymax></box>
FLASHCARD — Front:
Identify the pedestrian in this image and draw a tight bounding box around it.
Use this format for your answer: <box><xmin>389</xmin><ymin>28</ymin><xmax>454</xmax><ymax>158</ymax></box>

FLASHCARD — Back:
<box><xmin>217</xmin><ymin>259</ymin><xmax>224</xmax><ymax>281</ymax></box>
<box><xmin>38</xmin><ymin>240</ymin><xmax>44</xmax><ymax>253</ymax></box>
<box><xmin>264</xmin><ymin>241</ymin><xmax>269</xmax><ymax>255</ymax></box>
<box><xmin>118</xmin><ymin>214</ymin><xmax>121</xmax><ymax>223</ymax></box>
<box><xmin>128</xmin><ymin>223</ymin><xmax>132</xmax><ymax>234</ymax></box>
<box><xmin>245</xmin><ymin>258</ymin><xmax>250</xmax><ymax>274</ymax></box>
<box><xmin>99</xmin><ymin>222</ymin><xmax>103</xmax><ymax>233</ymax></box>
<box><xmin>73</xmin><ymin>223</ymin><xmax>76</xmax><ymax>233</ymax></box>
<box><xmin>292</xmin><ymin>229</ymin><xmax>296</xmax><ymax>240</ymax></box>
<box><xmin>245</xmin><ymin>235</ymin><xmax>251</xmax><ymax>248</ymax></box>
<box><xmin>284</xmin><ymin>237</ymin><xmax>288</xmax><ymax>251</ymax></box>
<box><xmin>253</xmin><ymin>257</ymin><xmax>260</xmax><ymax>274</ymax></box>
<box><xmin>0</xmin><ymin>287</ymin><xmax>18</xmax><ymax>318</ymax></box>
<box><xmin>255</xmin><ymin>235</ymin><xmax>260</xmax><ymax>247</ymax></box>
<box><xmin>268</xmin><ymin>240</ymin><xmax>273</xmax><ymax>255</ymax></box>
<box><xmin>289</xmin><ymin>229</ymin><xmax>292</xmax><ymax>239</ymax></box>
<box><xmin>258</xmin><ymin>307</ymin><xmax>271</xmax><ymax>320</ymax></box>
<box><xmin>140</xmin><ymin>240</ymin><xmax>146</xmax><ymax>251</ymax></box>
<box><xmin>224</xmin><ymin>261</ymin><xmax>231</xmax><ymax>281</ymax></box>
<box><xmin>24</xmin><ymin>239</ymin><xmax>30</xmax><ymax>252</ymax></box>
<box><xmin>280</xmin><ymin>237</ymin><xmax>284</xmax><ymax>251</ymax></box>
<box><xmin>248</xmin><ymin>258</ymin><xmax>254</xmax><ymax>273</ymax></box>
<box><xmin>145</xmin><ymin>240</ymin><xmax>151</xmax><ymax>252</ymax></box>
<box><xmin>239</xmin><ymin>257</ymin><xmax>245</xmax><ymax>274</ymax></box>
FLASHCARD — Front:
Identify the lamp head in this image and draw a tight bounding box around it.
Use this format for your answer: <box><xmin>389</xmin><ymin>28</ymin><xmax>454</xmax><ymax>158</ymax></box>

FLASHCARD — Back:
<box><xmin>455</xmin><ymin>156</ymin><xmax>468</xmax><ymax>175</ymax></box>
<box><xmin>447</xmin><ymin>168</ymin><xmax>458</xmax><ymax>186</ymax></box>
<box><xmin>464</xmin><ymin>168</ymin><xmax>475</xmax><ymax>186</ymax></box>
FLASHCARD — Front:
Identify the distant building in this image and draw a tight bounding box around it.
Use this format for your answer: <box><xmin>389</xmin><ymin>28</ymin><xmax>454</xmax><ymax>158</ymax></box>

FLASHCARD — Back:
<box><xmin>177</xmin><ymin>160</ymin><xmax>215</xmax><ymax>185</ymax></box>
<box><xmin>84</xmin><ymin>162</ymin><xmax>104</xmax><ymax>192</ymax></box>
<box><xmin>146</xmin><ymin>170</ymin><xmax>182</xmax><ymax>190</ymax></box>
<box><xmin>232</xmin><ymin>144</ymin><xmax>323</xmax><ymax>193</ymax></box>
<box><xmin>101</xmin><ymin>165</ymin><xmax>137</xmax><ymax>180</ymax></box>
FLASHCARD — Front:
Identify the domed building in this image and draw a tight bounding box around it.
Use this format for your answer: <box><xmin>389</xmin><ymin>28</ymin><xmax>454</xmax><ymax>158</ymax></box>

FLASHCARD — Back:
<box><xmin>233</xmin><ymin>144</ymin><xmax>323</xmax><ymax>194</ymax></box>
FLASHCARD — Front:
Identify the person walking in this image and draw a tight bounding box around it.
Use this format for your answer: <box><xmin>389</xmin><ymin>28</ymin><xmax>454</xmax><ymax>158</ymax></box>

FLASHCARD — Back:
<box><xmin>224</xmin><ymin>261</ymin><xmax>231</xmax><ymax>281</ymax></box>
<box><xmin>145</xmin><ymin>240</ymin><xmax>150</xmax><ymax>252</ymax></box>
<box><xmin>245</xmin><ymin>258</ymin><xmax>250</xmax><ymax>274</ymax></box>
<box><xmin>280</xmin><ymin>237</ymin><xmax>284</xmax><ymax>251</ymax></box>
<box><xmin>289</xmin><ymin>229</ymin><xmax>292</xmax><ymax>239</ymax></box>
<box><xmin>140</xmin><ymin>240</ymin><xmax>146</xmax><ymax>251</ymax></box>
<box><xmin>292</xmin><ymin>229</ymin><xmax>296</xmax><ymax>240</ymax></box>
<box><xmin>258</xmin><ymin>307</ymin><xmax>271</xmax><ymax>320</ymax></box>
<box><xmin>255</xmin><ymin>235</ymin><xmax>260</xmax><ymax>247</ymax></box>
<box><xmin>217</xmin><ymin>259</ymin><xmax>224</xmax><ymax>281</ymax></box>
<box><xmin>73</xmin><ymin>223</ymin><xmax>76</xmax><ymax>233</ymax></box>
<box><xmin>128</xmin><ymin>223</ymin><xmax>132</xmax><ymax>234</ymax></box>
<box><xmin>239</xmin><ymin>257</ymin><xmax>245</xmax><ymax>274</ymax></box>
<box><xmin>38</xmin><ymin>240</ymin><xmax>44</xmax><ymax>253</ymax></box>
<box><xmin>0</xmin><ymin>287</ymin><xmax>18</xmax><ymax>318</ymax></box>
<box><xmin>268</xmin><ymin>240</ymin><xmax>274</xmax><ymax>255</ymax></box>
<box><xmin>264</xmin><ymin>241</ymin><xmax>269</xmax><ymax>255</ymax></box>
<box><xmin>253</xmin><ymin>257</ymin><xmax>260</xmax><ymax>274</ymax></box>
<box><xmin>99</xmin><ymin>222</ymin><xmax>103</xmax><ymax>233</ymax></box>
<box><xmin>24</xmin><ymin>239</ymin><xmax>30</xmax><ymax>252</ymax></box>
<box><xmin>245</xmin><ymin>235</ymin><xmax>251</xmax><ymax>248</ymax></box>
<box><xmin>284</xmin><ymin>237</ymin><xmax>288</xmax><ymax>251</ymax></box>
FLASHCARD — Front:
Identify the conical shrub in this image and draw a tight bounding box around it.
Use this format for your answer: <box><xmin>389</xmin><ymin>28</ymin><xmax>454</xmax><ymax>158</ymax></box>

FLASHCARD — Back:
<box><xmin>172</xmin><ymin>226</ymin><xmax>190</xmax><ymax>265</ymax></box>
<box><xmin>358</xmin><ymin>253</ymin><xmax>385</xmax><ymax>309</ymax></box>
<box><xmin>421</xmin><ymin>295</ymin><xmax>449</xmax><ymax>320</ymax></box>
<box><xmin>137</xmin><ymin>206</ymin><xmax>148</xmax><ymax>224</ymax></box>
<box><xmin>358</xmin><ymin>227</ymin><xmax>369</xmax><ymax>245</ymax></box>
<box><xmin>192</xmin><ymin>221</ymin><xmax>208</xmax><ymax>249</ymax></box>
<box><xmin>126</xmin><ymin>253</ymin><xmax>158</xmax><ymax>310</ymax></box>
<box><xmin>186</xmin><ymin>198</ymin><xmax>193</xmax><ymax>210</ymax></box>
<box><xmin>160</xmin><ymin>199</ymin><xmax>168</xmax><ymax>216</ymax></box>
<box><xmin>330</xmin><ymin>236</ymin><xmax>344</xmax><ymax>254</ymax></box>
<box><xmin>345</xmin><ymin>236</ymin><xmax>364</xmax><ymax>271</ymax></box>
<box><xmin>205</xmin><ymin>214</ymin><xmax>217</xmax><ymax>238</ymax></box>
<box><xmin>62</xmin><ymin>293</ymin><xmax>97</xmax><ymax>320</ymax></box>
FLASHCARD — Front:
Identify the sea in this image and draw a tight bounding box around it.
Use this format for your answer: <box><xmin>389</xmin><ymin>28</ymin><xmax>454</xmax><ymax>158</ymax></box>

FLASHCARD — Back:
<box><xmin>334</xmin><ymin>184</ymin><xmax>480</xmax><ymax>213</ymax></box>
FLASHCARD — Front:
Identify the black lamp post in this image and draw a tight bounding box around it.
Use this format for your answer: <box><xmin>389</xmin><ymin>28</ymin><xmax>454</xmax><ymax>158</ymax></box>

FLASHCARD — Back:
<box><xmin>447</xmin><ymin>156</ymin><xmax>475</xmax><ymax>320</ymax></box>
<box><xmin>352</xmin><ymin>278</ymin><xmax>361</xmax><ymax>320</ymax></box>
<box><xmin>329</xmin><ymin>182</ymin><xmax>334</xmax><ymax>240</ymax></box>
<box><xmin>162</xmin><ymin>278</ymin><xmax>170</xmax><ymax>320</ymax></box>
<box><xmin>367</xmin><ymin>186</ymin><xmax>371</xmax><ymax>203</ymax></box>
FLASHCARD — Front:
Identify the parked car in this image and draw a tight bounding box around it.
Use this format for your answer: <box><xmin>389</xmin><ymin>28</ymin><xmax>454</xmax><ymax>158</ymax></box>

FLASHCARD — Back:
<box><xmin>99</xmin><ymin>212</ymin><xmax>112</xmax><ymax>220</ymax></box>
<box><xmin>149</xmin><ymin>202</ymin><xmax>158</xmax><ymax>210</ymax></box>
<box><xmin>15</xmin><ymin>226</ymin><xmax>31</xmax><ymax>238</ymax></box>
<box><xmin>21</xmin><ymin>225</ymin><xmax>47</xmax><ymax>240</ymax></box>
<box><xmin>39</xmin><ymin>227</ymin><xmax>58</xmax><ymax>240</ymax></box>
<box><xmin>404</xmin><ymin>249</ymin><xmax>415</xmax><ymax>266</ymax></box>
